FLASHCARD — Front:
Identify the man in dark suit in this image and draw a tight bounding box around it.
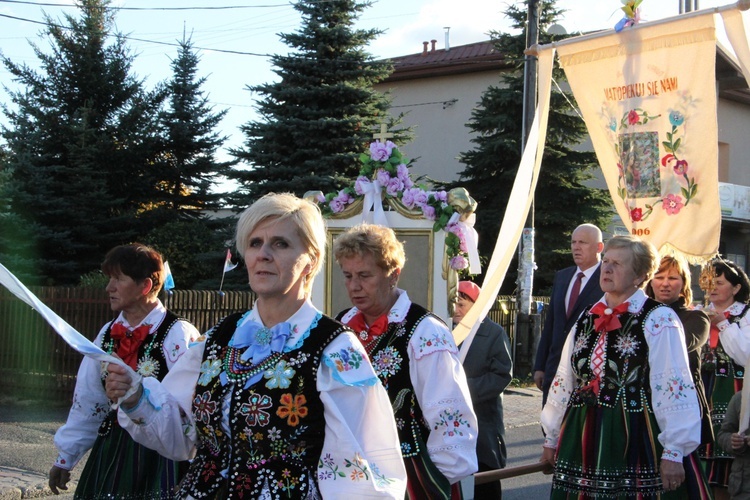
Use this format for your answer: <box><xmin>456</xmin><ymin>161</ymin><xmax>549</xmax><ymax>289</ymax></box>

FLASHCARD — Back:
<box><xmin>454</xmin><ymin>280</ymin><xmax>513</xmax><ymax>499</ymax></box>
<box><xmin>533</xmin><ymin>223</ymin><xmax>604</xmax><ymax>405</ymax></box>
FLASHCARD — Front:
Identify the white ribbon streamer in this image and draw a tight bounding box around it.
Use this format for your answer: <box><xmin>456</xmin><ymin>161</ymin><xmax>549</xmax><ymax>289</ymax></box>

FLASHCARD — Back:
<box><xmin>0</xmin><ymin>262</ymin><xmax>141</xmax><ymax>406</ymax></box>
<box><xmin>360</xmin><ymin>179</ymin><xmax>388</xmax><ymax>227</ymax></box>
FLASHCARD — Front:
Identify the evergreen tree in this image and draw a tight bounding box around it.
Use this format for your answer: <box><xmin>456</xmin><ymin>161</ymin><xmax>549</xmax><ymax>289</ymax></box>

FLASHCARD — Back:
<box><xmin>229</xmin><ymin>0</ymin><xmax>395</xmax><ymax>204</ymax></box>
<box><xmin>149</xmin><ymin>35</ymin><xmax>236</xmax><ymax>226</ymax></box>
<box><xmin>451</xmin><ymin>1</ymin><xmax>611</xmax><ymax>294</ymax></box>
<box><xmin>1</xmin><ymin>0</ymin><xmax>164</xmax><ymax>284</ymax></box>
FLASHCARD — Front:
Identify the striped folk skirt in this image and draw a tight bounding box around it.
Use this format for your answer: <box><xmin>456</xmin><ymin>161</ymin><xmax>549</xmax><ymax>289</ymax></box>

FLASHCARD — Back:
<box><xmin>551</xmin><ymin>403</ymin><xmax>711</xmax><ymax>499</ymax></box>
<box><xmin>75</xmin><ymin>415</ymin><xmax>185</xmax><ymax>500</ymax></box>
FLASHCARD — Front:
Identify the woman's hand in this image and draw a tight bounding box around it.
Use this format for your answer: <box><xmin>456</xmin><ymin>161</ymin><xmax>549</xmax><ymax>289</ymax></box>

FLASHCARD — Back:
<box><xmin>660</xmin><ymin>459</ymin><xmax>685</xmax><ymax>491</ymax></box>
<box><xmin>105</xmin><ymin>363</ymin><xmax>142</xmax><ymax>409</ymax></box>
<box><xmin>48</xmin><ymin>465</ymin><xmax>70</xmax><ymax>495</ymax></box>
<box><xmin>540</xmin><ymin>446</ymin><xmax>556</xmax><ymax>473</ymax></box>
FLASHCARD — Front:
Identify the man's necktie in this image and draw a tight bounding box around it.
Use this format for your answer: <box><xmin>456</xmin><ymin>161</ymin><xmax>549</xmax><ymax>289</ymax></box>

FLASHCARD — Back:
<box><xmin>566</xmin><ymin>272</ymin><xmax>585</xmax><ymax>318</ymax></box>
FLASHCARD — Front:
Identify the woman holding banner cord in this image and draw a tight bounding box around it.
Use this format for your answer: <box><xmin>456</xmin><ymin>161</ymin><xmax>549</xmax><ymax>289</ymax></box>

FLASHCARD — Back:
<box><xmin>49</xmin><ymin>243</ymin><xmax>200</xmax><ymax>498</ymax></box>
<box><xmin>541</xmin><ymin>235</ymin><xmax>709</xmax><ymax>498</ymax></box>
<box><xmin>105</xmin><ymin>193</ymin><xmax>406</xmax><ymax>498</ymax></box>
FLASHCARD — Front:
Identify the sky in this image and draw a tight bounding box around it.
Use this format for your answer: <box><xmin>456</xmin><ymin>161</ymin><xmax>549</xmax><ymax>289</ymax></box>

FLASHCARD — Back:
<box><xmin>1</xmin><ymin>0</ymin><xmax>748</xmax><ymax>159</ymax></box>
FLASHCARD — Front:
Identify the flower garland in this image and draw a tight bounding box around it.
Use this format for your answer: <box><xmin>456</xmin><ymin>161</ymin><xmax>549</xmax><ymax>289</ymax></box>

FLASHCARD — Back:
<box><xmin>309</xmin><ymin>141</ymin><xmax>476</xmax><ymax>273</ymax></box>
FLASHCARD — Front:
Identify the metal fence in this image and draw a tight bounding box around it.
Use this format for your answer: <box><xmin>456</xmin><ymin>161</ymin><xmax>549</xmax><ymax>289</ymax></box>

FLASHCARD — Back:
<box><xmin>0</xmin><ymin>287</ymin><xmax>548</xmax><ymax>402</ymax></box>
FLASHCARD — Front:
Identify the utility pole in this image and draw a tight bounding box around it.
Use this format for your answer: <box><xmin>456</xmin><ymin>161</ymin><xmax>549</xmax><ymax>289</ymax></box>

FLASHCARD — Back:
<box><xmin>516</xmin><ymin>0</ymin><xmax>540</xmax><ymax>376</ymax></box>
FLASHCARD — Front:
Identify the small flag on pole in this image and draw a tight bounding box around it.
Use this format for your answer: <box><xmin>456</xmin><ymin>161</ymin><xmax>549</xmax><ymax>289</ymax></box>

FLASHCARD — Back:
<box><xmin>224</xmin><ymin>249</ymin><xmax>238</xmax><ymax>273</ymax></box>
<box><xmin>219</xmin><ymin>249</ymin><xmax>238</xmax><ymax>295</ymax></box>
<box><xmin>163</xmin><ymin>261</ymin><xmax>175</xmax><ymax>292</ymax></box>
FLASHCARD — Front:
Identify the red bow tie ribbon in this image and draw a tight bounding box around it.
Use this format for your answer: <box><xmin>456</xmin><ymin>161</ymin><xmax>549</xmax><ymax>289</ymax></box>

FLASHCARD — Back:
<box><xmin>347</xmin><ymin>312</ymin><xmax>389</xmax><ymax>345</ymax></box>
<box><xmin>590</xmin><ymin>302</ymin><xmax>630</xmax><ymax>333</ymax></box>
<box><xmin>110</xmin><ymin>323</ymin><xmax>151</xmax><ymax>370</ymax></box>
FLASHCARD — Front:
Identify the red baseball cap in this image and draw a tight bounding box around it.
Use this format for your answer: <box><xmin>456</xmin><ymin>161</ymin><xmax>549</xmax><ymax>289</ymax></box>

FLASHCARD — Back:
<box><xmin>458</xmin><ymin>281</ymin><xmax>481</xmax><ymax>303</ymax></box>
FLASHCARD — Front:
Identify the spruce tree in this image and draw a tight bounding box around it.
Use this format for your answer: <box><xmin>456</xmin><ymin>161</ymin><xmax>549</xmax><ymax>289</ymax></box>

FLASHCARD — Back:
<box><xmin>229</xmin><ymin>0</ymin><xmax>395</xmax><ymax>204</ymax></box>
<box><xmin>451</xmin><ymin>1</ymin><xmax>611</xmax><ymax>293</ymax></box>
<box><xmin>1</xmin><ymin>0</ymin><xmax>164</xmax><ymax>284</ymax></box>
<box><xmin>150</xmin><ymin>35</ymin><xmax>236</xmax><ymax>225</ymax></box>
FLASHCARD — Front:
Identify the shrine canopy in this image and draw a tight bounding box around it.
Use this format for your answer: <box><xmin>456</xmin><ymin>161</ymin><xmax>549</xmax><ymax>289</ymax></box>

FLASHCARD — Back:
<box><xmin>305</xmin><ymin>126</ymin><xmax>480</xmax><ymax>324</ymax></box>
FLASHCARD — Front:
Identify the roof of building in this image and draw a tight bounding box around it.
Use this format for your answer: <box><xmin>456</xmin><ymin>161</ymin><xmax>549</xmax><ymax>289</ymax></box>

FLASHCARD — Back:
<box><xmin>717</xmin><ymin>44</ymin><xmax>750</xmax><ymax>106</ymax></box>
<box><xmin>382</xmin><ymin>40</ymin><xmax>511</xmax><ymax>82</ymax></box>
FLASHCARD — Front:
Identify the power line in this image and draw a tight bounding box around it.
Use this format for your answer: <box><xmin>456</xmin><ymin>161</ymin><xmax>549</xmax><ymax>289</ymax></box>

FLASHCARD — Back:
<box><xmin>0</xmin><ymin>12</ymin><xmax>273</xmax><ymax>57</ymax></box>
<box><xmin>0</xmin><ymin>0</ymin><xmax>291</xmax><ymax>10</ymax></box>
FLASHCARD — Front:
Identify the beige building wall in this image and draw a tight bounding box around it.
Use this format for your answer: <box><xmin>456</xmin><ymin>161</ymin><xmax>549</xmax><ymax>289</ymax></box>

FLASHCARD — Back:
<box><xmin>376</xmin><ymin>71</ymin><xmax>506</xmax><ymax>184</ymax></box>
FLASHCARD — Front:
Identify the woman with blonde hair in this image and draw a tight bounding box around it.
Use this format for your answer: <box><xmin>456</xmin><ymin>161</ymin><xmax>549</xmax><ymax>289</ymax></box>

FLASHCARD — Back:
<box><xmin>106</xmin><ymin>194</ymin><xmax>406</xmax><ymax>498</ymax></box>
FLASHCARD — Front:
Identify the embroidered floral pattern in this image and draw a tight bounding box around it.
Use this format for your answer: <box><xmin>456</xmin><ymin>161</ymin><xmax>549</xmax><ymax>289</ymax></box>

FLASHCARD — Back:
<box><xmin>194</xmin><ymin>392</ymin><xmax>217</xmax><ymax>424</ymax></box>
<box><xmin>318</xmin><ymin>453</ymin><xmax>346</xmax><ymax>480</ymax></box>
<box><xmin>572</xmin><ymin>333</ymin><xmax>590</xmax><ymax>356</ymax></box>
<box><xmin>433</xmin><ymin>408</ymin><xmax>471</xmax><ymax>437</ymax></box>
<box><xmin>372</xmin><ymin>346</ymin><xmax>402</xmax><ymax>377</ymax></box>
<box><xmin>328</xmin><ymin>347</ymin><xmax>364</xmax><ymax>372</ymax></box>
<box><xmin>345</xmin><ymin>453</ymin><xmax>369</xmax><ymax>481</ymax></box>
<box><xmin>613</xmin><ymin>332</ymin><xmax>640</xmax><ymax>357</ymax></box>
<box><xmin>239</xmin><ymin>392</ymin><xmax>273</xmax><ymax>427</ymax></box>
<box><xmin>418</xmin><ymin>332</ymin><xmax>452</xmax><ymax>353</ymax></box>
<box><xmin>276</xmin><ymin>468</ymin><xmax>300</xmax><ymax>494</ymax></box>
<box><xmin>264</xmin><ymin>360</ymin><xmax>295</xmax><ymax>389</ymax></box>
<box><xmin>656</xmin><ymin>376</ymin><xmax>694</xmax><ymax>402</ymax></box>
<box><xmin>198</xmin><ymin>359</ymin><xmax>222</xmax><ymax>386</ymax></box>
<box><xmin>277</xmin><ymin>393</ymin><xmax>308</xmax><ymax>427</ymax></box>
<box><xmin>612</xmin><ymin>101</ymin><xmax>698</xmax><ymax>223</ymax></box>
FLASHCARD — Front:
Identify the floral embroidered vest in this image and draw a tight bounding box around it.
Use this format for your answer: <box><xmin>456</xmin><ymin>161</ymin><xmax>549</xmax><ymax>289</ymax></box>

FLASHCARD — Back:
<box><xmin>179</xmin><ymin>312</ymin><xmax>345</xmax><ymax>499</ymax></box>
<box><xmin>98</xmin><ymin>311</ymin><xmax>180</xmax><ymax>436</ymax></box>
<box><xmin>339</xmin><ymin>303</ymin><xmax>435</xmax><ymax>459</ymax></box>
<box><xmin>568</xmin><ymin>299</ymin><xmax>661</xmax><ymax>411</ymax></box>
<box><xmin>700</xmin><ymin>304</ymin><xmax>748</xmax><ymax>381</ymax></box>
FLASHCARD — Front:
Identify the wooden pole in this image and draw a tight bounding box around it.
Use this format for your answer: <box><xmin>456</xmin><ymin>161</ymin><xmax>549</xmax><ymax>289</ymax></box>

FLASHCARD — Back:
<box><xmin>473</xmin><ymin>460</ymin><xmax>553</xmax><ymax>484</ymax></box>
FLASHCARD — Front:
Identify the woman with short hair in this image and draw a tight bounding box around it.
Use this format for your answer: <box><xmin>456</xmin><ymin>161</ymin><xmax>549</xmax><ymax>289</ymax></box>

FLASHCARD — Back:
<box><xmin>541</xmin><ymin>235</ymin><xmax>709</xmax><ymax>498</ymax></box>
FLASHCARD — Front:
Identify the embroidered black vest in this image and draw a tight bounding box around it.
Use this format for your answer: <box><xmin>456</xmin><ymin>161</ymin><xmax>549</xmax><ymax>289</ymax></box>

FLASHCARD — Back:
<box><xmin>98</xmin><ymin>311</ymin><xmax>181</xmax><ymax>436</ymax></box>
<box><xmin>180</xmin><ymin>312</ymin><xmax>346</xmax><ymax>499</ymax></box>
<box><xmin>569</xmin><ymin>299</ymin><xmax>662</xmax><ymax>411</ymax></box>
<box><xmin>701</xmin><ymin>303</ymin><xmax>748</xmax><ymax>381</ymax></box>
<box><xmin>338</xmin><ymin>303</ymin><xmax>436</xmax><ymax>459</ymax></box>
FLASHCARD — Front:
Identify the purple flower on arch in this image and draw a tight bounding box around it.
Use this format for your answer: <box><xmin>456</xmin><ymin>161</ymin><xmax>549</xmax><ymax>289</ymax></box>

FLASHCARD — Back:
<box><xmin>370</xmin><ymin>141</ymin><xmax>395</xmax><ymax>161</ymax></box>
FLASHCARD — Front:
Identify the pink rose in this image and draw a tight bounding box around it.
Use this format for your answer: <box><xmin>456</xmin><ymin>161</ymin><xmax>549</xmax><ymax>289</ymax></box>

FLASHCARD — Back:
<box><xmin>450</xmin><ymin>255</ymin><xmax>469</xmax><ymax>270</ymax></box>
<box><xmin>386</xmin><ymin>177</ymin><xmax>403</xmax><ymax>197</ymax></box>
<box><xmin>376</xmin><ymin>169</ymin><xmax>391</xmax><ymax>187</ymax></box>
<box><xmin>627</xmin><ymin>110</ymin><xmax>639</xmax><ymax>125</ymax></box>
<box><xmin>370</xmin><ymin>141</ymin><xmax>395</xmax><ymax>161</ymax></box>
<box><xmin>421</xmin><ymin>205</ymin><xmax>436</xmax><ymax>220</ymax></box>
<box><xmin>630</xmin><ymin>207</ymin><xmax>643</xmax><ymax>221</ymax></box>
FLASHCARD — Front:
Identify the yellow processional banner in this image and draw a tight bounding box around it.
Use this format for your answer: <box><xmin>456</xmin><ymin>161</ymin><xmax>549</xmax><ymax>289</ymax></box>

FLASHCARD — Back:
<box><xmin>557</xmin><ymin>14</ymin><xmax>720</xmax><ymax>262</ymax></box>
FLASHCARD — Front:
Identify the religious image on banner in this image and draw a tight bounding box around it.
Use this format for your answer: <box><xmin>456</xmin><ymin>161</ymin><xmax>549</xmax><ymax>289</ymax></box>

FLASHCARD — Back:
<box><xmin>556</xmin><ymin>14</ymin><xmax>721</xmax><ymax>262</ymax></box>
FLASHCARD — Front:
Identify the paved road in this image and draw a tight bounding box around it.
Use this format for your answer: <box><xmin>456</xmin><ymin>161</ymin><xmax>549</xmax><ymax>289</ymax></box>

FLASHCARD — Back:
<box><xmin>0</xmin><ymin>388</ymin><xmax>552</xmax><ymax>499</ymax></box>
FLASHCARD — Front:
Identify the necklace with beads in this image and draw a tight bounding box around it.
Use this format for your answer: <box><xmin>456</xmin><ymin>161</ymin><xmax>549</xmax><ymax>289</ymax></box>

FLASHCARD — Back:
<box><xmin>223</xmin><ymin>346</ymin><xmax>284</xmax><ymax>385</ymax></box>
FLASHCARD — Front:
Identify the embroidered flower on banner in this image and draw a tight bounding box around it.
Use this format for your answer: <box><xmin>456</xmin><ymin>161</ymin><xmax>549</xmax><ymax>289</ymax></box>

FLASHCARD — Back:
<box><xmin>612</xmin><ymin>105</ymin><xmax>698</xmax><ymax>222</ymax></box>
<box><xmin>313</xmin><ymin>140</ymin><xmax>474</xmax><ymax>274</ymax></box>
